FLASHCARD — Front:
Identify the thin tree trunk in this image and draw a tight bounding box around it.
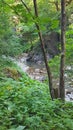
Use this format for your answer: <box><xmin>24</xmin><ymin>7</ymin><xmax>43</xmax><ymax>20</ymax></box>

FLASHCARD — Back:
<box><xmin>33</xmin><ymin>0</ymin><xmax>54</xmax><ymax>99</ymax></box>
<box><xmin>59</xmin><ymin>0</ymin><xmax>66</xmax><ymax>100</ymax></box>
<box><xmin>20</xmin><ymin>0</ymin><xmax>54</xmax><ymax>99</ymax></box>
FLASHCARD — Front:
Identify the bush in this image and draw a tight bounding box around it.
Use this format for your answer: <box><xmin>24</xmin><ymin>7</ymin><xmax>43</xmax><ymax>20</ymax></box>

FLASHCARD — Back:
<box><xmin>0</xmin><ymin>72</ymin><xmax>73</xmax><ymax>130</ymax></box>
<box><xmin>0</xmin><ymin>35</ymin><xmax>24</xmax><ymax>57</ymax></box>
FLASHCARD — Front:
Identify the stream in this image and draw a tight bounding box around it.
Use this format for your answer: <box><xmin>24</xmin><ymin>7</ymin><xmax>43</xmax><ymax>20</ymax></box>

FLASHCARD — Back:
<box><xmin>12</xmin><ymin>53</ymin><xmax>47</xmax><ymax>81</ymax></box>
<box><xmin>3</xmin><ymin>53</ymin><xmax>73</xmax><ymax>102</ymax></box>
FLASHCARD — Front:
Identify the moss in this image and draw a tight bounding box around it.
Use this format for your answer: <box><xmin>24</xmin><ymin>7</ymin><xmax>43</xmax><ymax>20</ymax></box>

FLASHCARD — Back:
<box><xmin>4</xmin><ymin>67</ymin><xmax>21</xmax><ymax>80</ymax></box>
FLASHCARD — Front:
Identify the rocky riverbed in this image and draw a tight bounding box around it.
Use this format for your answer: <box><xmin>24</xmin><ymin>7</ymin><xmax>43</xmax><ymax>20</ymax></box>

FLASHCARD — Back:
<box><xmin>4</xmin><ymin>53</ymin><xmax>73</xmax><ymax>102</ymax></box>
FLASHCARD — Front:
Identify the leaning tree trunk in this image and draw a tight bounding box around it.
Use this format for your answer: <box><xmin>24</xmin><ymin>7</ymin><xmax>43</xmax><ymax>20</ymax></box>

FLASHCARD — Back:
<box><xmin>20</xmin><ymin>0</ymin><xmax>55</xmax><ymax>99</ymax></box>
<box><xmin>33</xmin><ymin>0</ymin><xmax>54</xmax><ymax>99</ymax></box>
<box><xmin>59</xmin><ymin>0</ymin><xmax>66</xmax><ymax>100</ymax></box>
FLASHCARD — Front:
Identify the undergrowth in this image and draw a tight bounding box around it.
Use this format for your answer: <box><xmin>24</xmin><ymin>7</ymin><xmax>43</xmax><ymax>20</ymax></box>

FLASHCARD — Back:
<box><xmin>0</xmin><ymin>57</ymin><xmax>73</xmax><ymax>130</ymax></box>
<box><xmin>0</xmin><ymin>31</ymin><xmax>73</xmax><ymax>130</ymax></box>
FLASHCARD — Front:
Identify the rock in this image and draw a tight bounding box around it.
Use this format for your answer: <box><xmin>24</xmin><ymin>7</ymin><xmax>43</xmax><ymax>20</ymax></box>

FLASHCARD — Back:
<box><xmin>65</xmin><ymin>88</ymin><xmax>73</xmax><ymax>94</ymax></box>
<box><xmin>27</xmin><ymin>32</ymin><xmax>60</xmax><ymax>63</ymax></box>
<box><xmin>26</xmin><ymin>56</ymin><xmax>32</xmax><ymax>61</ymax></box>
<box><xmin>64</xmin><ymin>73</ymin><xmax>68</xmax><ymax>78</ymax></box>
<box><xmin>35</xmin><ymin>69</ymin><xmax>40</xmax><ymax>73</ymax></box>
<box><xmin>65</xmin><ymin>88</ymin><xmax>73</xmax><ymax>102</ymax></box>
<box><xmin>39</xmin><ymin>76</ymin><xmax>46</xmax><ymax>81</ymax></box>
<box><xmin>37</xmin><ymin>60</ymin><xmax>42</xmax><ymax>64</ymax></box>
<box><xmin>4</xmin><ymin>67</ymin><xmax>21</xmax><ymax>80</ymax></box>
<box><xmin>65</xmin><ymin>95</ymin><xmax>71</xmax><ymax>101</ymax></box>
<box><xmin>66</xmin><ymin>66</ymin><xmax>72</xmax><ymax>70</ymax></box>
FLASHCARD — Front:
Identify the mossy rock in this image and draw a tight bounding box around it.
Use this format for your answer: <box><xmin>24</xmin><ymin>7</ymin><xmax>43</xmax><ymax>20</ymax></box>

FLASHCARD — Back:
<box><xmin>4</xmin><ymin>67</ymin><xmax>21</xmax><ymax>80</ymax></box>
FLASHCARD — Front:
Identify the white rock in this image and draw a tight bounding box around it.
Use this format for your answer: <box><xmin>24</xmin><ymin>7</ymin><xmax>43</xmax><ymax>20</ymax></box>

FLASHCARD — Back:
<box><xmin>64</xmin><ymin>73</ymin><xmax>68</xmax><ymax>78</ymax></box>
<box><xmin>66</xmin><ymin>66</ymin><xmax>71</xmax><ymax>70</ymax></box>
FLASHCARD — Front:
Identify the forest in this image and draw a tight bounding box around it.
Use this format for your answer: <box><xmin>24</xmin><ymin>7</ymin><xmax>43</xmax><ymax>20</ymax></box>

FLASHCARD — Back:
<box><xmin>0</xmin><ymin>0</ymin><xmax>73</xmax><ymax>129</ymax></box>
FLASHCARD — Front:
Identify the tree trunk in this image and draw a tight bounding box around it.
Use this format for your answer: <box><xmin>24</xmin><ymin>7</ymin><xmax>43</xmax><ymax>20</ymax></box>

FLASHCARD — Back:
<box><xmin>59</xmin><ymin>0</ymin><xmax>66</xmax><ymax>100</ymax></box>
<box><xmin>33</xmin><ymin>0</ymin><xmax>54</xmax><ymax>99</ymax></box>
<box><xmin>20</xmin><ymin>0</ymin><xmax>55</xmax><ymax>99</ymax></box>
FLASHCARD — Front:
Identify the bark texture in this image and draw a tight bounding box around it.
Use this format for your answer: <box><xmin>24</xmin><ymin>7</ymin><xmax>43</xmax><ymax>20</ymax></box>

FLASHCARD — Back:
<box><xmin>59</xmin><ymin>0</ymin><xmax>66</xmax><ymax>100</ymax></box>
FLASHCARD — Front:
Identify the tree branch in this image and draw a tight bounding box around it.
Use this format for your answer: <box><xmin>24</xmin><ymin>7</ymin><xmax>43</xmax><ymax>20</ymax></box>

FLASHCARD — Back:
<box><xmin>20</xmin><ymin>0</ymin><xmax>34</xmax><ymax>18</ymax></box>
<box><xmin>2</xmin><ymin>0</ymin><xmax>23</xmax><ymax>22</ymax></box>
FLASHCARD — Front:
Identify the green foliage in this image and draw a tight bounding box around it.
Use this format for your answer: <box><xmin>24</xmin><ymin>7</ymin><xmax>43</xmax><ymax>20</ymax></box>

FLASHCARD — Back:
<box><xmin>0</xmin><ymin>1</ymin><xmax>73</xmax><ymax>129</ymax></box>
<box><xmin>66</xmin><ymin>30</ymin><xmax>73</xmax><ymax>62</ymax></box>
<box><xmin>66</xmin><ymin>42</ymin><xmax>73</xmax><ymax>61</ymax></box>
<box><xmin>49</xmin><ymin>56</ymin><xmax>60</xmax><ymax>78</ymax></box>
<box><xmin>0</xmin><ymin>76</ymin><xmax>73</xmax><ymax>130</ymax></box>
<box><xmin>0</xmin><ymin>3</ymin><xmax>24</xmax><ymax>57</ymax></box>
<box><xmin>0</xmin><ymin>56</ymin><xmax>14</xmax><ymax>77</ymax></box>
<box><xmin>0</xmin><ymin>36</ymin><xmax>23</xmax><ymax>56</ymax></box>
<box><xmin>0</xmin><ymin>57</ymin><xmax>73</xmax><ymax>130</ymax></box>
<box><xmin>0</xmin><ymin>1</ymin><xmax>12</xmax><ymax>39</ymax></box>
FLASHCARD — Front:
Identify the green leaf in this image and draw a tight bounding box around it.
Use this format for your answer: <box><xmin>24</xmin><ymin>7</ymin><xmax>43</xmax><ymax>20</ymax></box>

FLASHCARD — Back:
<box><xmin>16</xmin><ymin>126</ymin><xmax>26</xmax><ymax>130</ymax></box>
<box><xmin>8</xmin><ymin>126</ymin><xmax>26</xmax><ymax>130</ymax></box>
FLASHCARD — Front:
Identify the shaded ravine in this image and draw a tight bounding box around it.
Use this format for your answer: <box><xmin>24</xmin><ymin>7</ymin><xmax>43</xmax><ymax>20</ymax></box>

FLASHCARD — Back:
<box><xmin>5</xmin><ymin>53</ymin><xmax>73</xmax><ymax>102</ymax></box>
